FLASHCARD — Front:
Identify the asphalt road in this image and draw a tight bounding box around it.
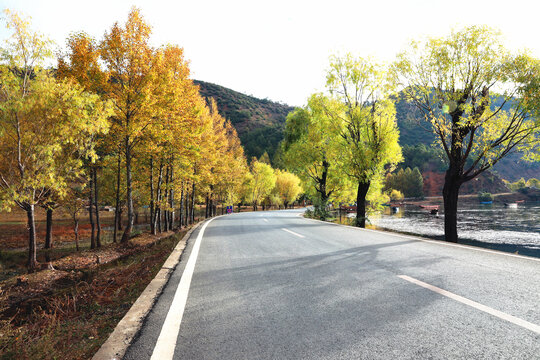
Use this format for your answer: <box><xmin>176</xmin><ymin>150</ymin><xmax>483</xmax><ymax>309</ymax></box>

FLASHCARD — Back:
<box><xmin>124</xmin><ymin>209</ymin><xmax>540</xmax><ymax>359</ymax></box>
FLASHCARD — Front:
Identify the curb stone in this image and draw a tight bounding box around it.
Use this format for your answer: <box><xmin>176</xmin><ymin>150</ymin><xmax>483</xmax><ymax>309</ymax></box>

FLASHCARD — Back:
<box><xmin>92</xmin><ymin>222</ymin><xmax>203</xmax><ymax>360</ymax></box>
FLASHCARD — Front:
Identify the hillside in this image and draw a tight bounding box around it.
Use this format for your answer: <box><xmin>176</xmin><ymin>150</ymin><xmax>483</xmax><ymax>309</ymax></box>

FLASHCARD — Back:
<box><xmin>394</xmin><ymin>95</ymin><xmax>540</xmax><ymax>182</ymax></box>
<box><xmin>194</xmin><ymin>80</ymin><xmax>294</xmax><ymax>160</ymax></box>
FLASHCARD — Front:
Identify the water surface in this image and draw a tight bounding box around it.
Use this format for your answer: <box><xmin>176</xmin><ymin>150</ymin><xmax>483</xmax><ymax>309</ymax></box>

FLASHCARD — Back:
<box><xmin>369</xmin><ymin>202</ymin><xmax>540</xmax><ymax>257</ymax></box>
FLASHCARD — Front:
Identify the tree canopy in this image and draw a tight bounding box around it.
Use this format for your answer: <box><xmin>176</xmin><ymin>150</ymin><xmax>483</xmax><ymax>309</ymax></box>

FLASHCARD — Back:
<box><xmin>395</xmin><ymin>25</ymin><xmax>540</xmax><ymax>242</ymax></box>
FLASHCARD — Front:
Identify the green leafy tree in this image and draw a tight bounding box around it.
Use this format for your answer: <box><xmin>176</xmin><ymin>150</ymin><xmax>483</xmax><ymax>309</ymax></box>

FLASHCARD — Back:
<box><xmin>282</xmin><ymin>94</ymin><xmax>344</xmax><ymax>219</ymax></box>
<box><xmin>395</xmin><ymin>26</ymin><xmax>540</xmax><ymax>242</ymax></box>
<box><xmin>326</xmin><ymin>55</ymin><xmax>402</xmax><ymax>227</ymax></box>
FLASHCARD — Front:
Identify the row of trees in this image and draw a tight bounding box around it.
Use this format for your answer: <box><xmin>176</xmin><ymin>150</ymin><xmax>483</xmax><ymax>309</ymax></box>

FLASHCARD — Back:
<box><xmin>504</xmin><ymin>177</ymin><xmax>540</xmax><ymax>191</ymax></box>
<box><xmin>0</xmin><ymin>9</ymin><xmax>258</xmax><ymax>271</ymax></box>
<box><xmin>242</xmin><ymin>158</ymin><xmax>303</xmax><ymax>210</ymax></box>
<box><xmin>283</xmin><ymin>26</ymin><xmax>540</xmax><ymax>242</ymax></box>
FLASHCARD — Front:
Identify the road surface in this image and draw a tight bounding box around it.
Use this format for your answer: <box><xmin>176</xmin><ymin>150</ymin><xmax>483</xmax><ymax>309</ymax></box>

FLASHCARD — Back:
<box><xmin>124</xmin><ymin>209</ymin><xmax>540</xmax><ymax>359</ymax></box>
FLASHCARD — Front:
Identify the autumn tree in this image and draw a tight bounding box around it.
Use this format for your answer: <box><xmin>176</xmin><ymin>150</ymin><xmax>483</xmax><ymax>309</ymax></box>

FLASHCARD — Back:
<box><xmin>100</xmin><ymin>8</ymin><xmax>156</xmax><ymax>242</ymax></box>
<box><xmin>141</xmin><ymin>44</ymin><xmax>201</xmax><ymax>233</ymax></box>
<box><xmin>273</xmin><ymin>169</ymin><xmax>302</xmax><ymax>208</ymax></box>
<box><xmin>243</xmin><ymin>159</ymin><xmax>276</xmax><ymax>210</ymax></box>
<box><xmin>395</xmin><ymin>26</ymin><xmax>540</xmax><ymax>242</ymax></box>
<box><xmin>326</xmin><ymin>55</ymin><xmax>402</xmax><ymax>227</ymax></box>
<box><xmin>58</xmin><ymin>31</ymin><xmax>108</xmax><ymax>248</ymax></box>
<box><xmin>213</xmin><ymin>119</ymin><xmax>248</xmax><ymax>209</ymax></box>
<box><xmin>0</xmin><ymin>10</ymin><xmax>111</xmax><ymax>271</ymax></box>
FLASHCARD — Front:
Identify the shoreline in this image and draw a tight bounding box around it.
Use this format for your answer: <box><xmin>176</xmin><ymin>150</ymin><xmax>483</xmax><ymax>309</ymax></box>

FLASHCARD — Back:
<box><xmin>369</xmin><ymin>225</ymin><xmax>540</xmax><ymax>259</ymax></box>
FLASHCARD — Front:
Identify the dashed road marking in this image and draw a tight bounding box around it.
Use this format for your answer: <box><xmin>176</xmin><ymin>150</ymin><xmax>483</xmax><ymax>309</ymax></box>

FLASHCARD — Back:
<box><xmin>398</xmin><ymin>275</ymin><xmax>540</xmax><ymax>335</ymax></box>
<box><xmin>282</xmin><ymin>228</ymin><xmax>305</xmax><ymax>238</ymax></box>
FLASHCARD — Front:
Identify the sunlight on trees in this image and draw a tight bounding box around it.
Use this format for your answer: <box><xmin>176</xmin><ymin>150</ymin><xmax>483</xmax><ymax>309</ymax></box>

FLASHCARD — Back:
<box><xmin>395</xmin><ymin>25</ymin><xmax>540</xmax><ymax>242</ymax></box>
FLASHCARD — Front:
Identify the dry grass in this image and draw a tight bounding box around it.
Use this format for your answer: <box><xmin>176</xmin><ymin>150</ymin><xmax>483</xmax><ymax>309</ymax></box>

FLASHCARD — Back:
<box><xmin>0</xmin><ymin>228</ymin><xmax>188</xmax><ymax>360</ymax></box>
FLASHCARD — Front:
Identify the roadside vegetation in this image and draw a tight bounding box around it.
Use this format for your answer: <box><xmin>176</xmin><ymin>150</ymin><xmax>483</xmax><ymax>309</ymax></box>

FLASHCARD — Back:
<box><xmin>0</xmin><ymin>8</ymin><xmax>305</xmax><ymax>359</ymax></box>
<box><xmin>282</xmin><ymin>26</ymin><xmax>540</xmax><ymax>243</ymax></box>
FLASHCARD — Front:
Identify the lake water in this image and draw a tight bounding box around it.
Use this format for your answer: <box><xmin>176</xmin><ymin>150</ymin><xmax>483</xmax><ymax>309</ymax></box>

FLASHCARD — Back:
<box><xmin>369</xmin><ymin>202</ymin><xmax>540</xmax><ymax>257</ymax></box>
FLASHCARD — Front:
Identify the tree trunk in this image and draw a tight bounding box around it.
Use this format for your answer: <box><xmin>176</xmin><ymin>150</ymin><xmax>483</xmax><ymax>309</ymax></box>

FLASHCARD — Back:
<box><xmin>316</xmin><ymin>159</ymin><xmax>330</xmax><ymax>220</ymax></box>
<box><xmin>154</xmin><ymin>161</ymin><xmax>164</xmax><ymax>234</ymax></box>
<box><xmin>355</xmin><ymin>181</ymin><xmax>370</xmax><ymax>228</ymax></box>
<box><xmin>169</xmin><ymin>163</ymin><xmax>175</xmax><ymax>230</ymax></box>
<box><xmin>89</xmin><ymin>174</ymin><xmax>96</xmax><ymax>249</ymax></box>
<box><xmin>164</xmin><ymin>165</ymin><xmax>170</xmax><ymax>231</ymax></box>
<box><xmin>113</xmin><ymin>150</ymin><xmax>121</xmax><ymax>243</ymax></box>
<box><xmin>73</xmin><ymin>215</ymin><xmax>79</xmax><ymax>252</ymax></box>
<box><xmin>443</xmin><ymin>171</ymin><xmax>462</xmax><ymax>243</ymax></box>
<box><xmin>205</xmin><ymin>195</ymin><xmax>209</xmax><ymax>218</ymax></box>
<box><xmin>94</xmin><ymin>168</ymin><xmax>101</xmax><ymax>248</ymax></box>
<box><xmin>185</xmin><ymin>185</ymin><xmax>190</xmax><ymax>226</ymax></box>
<box><xmin>190</xmin><ymin>184</ymin><xmax>196</xmax><ymax>223</ymax></box>
<box><xmin>121</xmin><ymin>136</ymin><xmax>134</xmax><ymax>243</ymax></box>
<box><xmin>44</xmin><ymin>207</ymin><xmax>53</xmax><ymax>249</ymax></box>
<box><xmin>179</xmin><ymin>182</ymin><xmax>184</xmax><ymax>228</ymax></box>
<box><xmin>118</xmin><ymin>208</ymin><xmax>123</xmax><ymax>230</ymax></box>
<box><xmin>157</xmin><ymin>208</ymin><xmax>162</xmax><ymax>233</ymax></box>
<box><xmin>150</xmin><ymin>157</ymin><xmax>155</xmax><ymax>235</ymax></box>
<box><xmin>26</xmin><ymin>203</ymin><xmax>38</xmax><ymax>272</ymax></box>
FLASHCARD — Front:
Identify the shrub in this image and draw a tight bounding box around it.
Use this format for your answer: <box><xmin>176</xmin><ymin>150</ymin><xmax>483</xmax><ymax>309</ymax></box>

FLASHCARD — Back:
<box><xmin>478</xmin><ymin>192</ymin><xmax>493</xmax><ymax>202</ymax></box>
<box><xmin>389</xmin><ymin>189</ymin><xmax>404</xmax><ymax>201</ymax></box>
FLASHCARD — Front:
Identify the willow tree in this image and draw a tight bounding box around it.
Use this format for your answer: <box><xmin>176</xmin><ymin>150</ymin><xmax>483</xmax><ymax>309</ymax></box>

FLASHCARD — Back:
<box><xmin>326</xmin><ymin>55</ymin><xmax>402</xmax><ymax>227</ymax></box>
<box><xmin>282</xmin><ymin>94</ymin><xmax>343</xmax><ymax>219</ymax></box>
<box><xmin>100</xmin><ymin>8</ymin><xmax>156</xmax><ymax>242</ymax></box>
<box><xmin>0</xmin><ymin>10</ymin><xmax>111</xmax><ymax>271</ymax></box>
<box><xmin>395</xmin><ymin>26</ymin><xmax>540</xmax><ymax>242</ymax></box>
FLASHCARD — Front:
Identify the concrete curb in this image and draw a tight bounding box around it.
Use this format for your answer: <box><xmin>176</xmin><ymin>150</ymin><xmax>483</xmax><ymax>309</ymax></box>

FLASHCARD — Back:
<box><xmin>92</xmin><ymin>222</ymin><xmax>203</xmax><ymax>360</ymax></box>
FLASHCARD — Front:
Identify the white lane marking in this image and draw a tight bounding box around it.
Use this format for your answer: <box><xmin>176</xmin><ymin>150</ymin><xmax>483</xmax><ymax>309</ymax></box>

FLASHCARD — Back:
<box><xmin>300</xmin><ymin>216</ymin><xmax>540</xmax><ymax>263</ymax></box>
<box><xmin>282</xmin><ymin>228</ymin><xmax>305</xmax><ymax>238</ymax></box>
<box><xmin>398</xmin><ymin>275</ymin><xmax>540</xmax><ymax>335</ymax></box>
<box><xmin>263</xmin><ymin>218</ymin><xmax>269</xmax><ymax>222</ymax></box>
<box><xmin>151</xmin><ymin>217</ymin><xmax>218</xmax><ymax>360</ymax></box>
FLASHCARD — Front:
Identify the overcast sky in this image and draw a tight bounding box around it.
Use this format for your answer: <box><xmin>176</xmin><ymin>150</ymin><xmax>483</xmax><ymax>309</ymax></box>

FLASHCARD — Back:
<box><xmin>1</xmin><ymin>0</ymin><xmax>539</xmax><ymax>106</ymax></box>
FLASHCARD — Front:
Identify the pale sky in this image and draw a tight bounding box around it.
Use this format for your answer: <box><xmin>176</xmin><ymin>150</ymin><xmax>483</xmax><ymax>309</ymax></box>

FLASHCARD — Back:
<box><xmin>1</xmin><ymin>0</ymin><xmax>539</xmax><ymax>106</ymax></box>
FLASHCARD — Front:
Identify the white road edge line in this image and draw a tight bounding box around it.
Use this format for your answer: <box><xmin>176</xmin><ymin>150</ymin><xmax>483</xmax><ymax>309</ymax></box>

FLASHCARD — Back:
<box><xmin>282</xmin><ymin>228</ymin><xmax>305</xmax><ymax>238</ymax></box>
<box><xmin>398</xmin><ymin>275</ymin><xmax>540</xmax><ymax>335</ymax></box>
<box><xmin>300</xmin><ymin>214</ymin><xmax>540</xmax><ymax>263</ymax></box>
<box><xmin>150</xmin><ymin>217</ymin><xmax>218</xmax><ymax>360</ymax></box>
